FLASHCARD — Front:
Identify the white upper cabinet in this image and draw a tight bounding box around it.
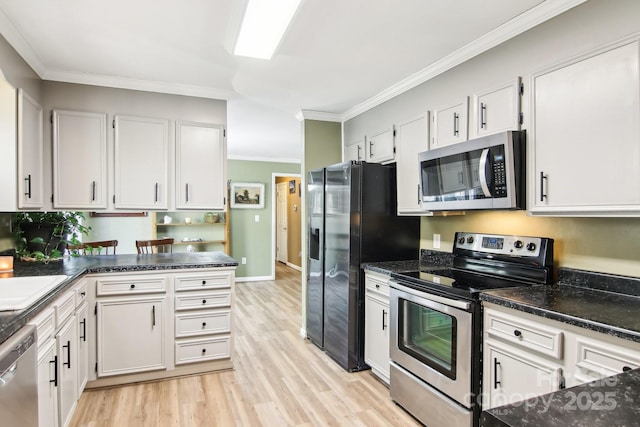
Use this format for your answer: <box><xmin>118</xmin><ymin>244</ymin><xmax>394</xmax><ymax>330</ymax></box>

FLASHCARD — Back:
<box><xmin>18</xmin><ymin>89</ymin><xmax>44</xmax><ymax>209</ymax></box>
<box><xmin>530</xmin><ymin>39</ymin><xmax>640</xmax><ymax>215</ymax></box>
<box><xmin>0</xmin><ymin>72</ymin><xmax>16</xmax><ymax>211</ymax></box>
<box><xmin>395</xmin><ymin>112</ymin><xmax>429</xmax><ymax>214</ymax></box>
<box><xmin>366</xmin><ymin>127</ymin><xmax>395</xmax><ymax>163</ymax></box>
<box><xmin>344</xmin><ymin>137</ymin><xmax>366</xmax><ymax>162</ymax></box>
<box><xmin>114</xmin><ymin>115</ymin><xmax>170</xmax><ymax>209</ymax></box>
<box><xmin>431</xmin><ymin>97</ymin><xmax>468</xmax><ymax>148</ymax></box>
<box><xmin>471</xmin><ymin>78</ymin><xmax>522</xmax><ymax>139</ymax></box>
<box><xmin>53</xmin><ymin>110</ymin><xmax>108</xmax><ymax>209</ymax></box>
<box><xmin>176</xmin><ymin>121</ymin><xmax>226</xmax><ymax>210</ymax></box>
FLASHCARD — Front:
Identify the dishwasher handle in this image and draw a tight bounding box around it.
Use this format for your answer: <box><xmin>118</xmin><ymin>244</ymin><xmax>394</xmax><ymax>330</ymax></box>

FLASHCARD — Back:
<box><xmin>0</xmin><ymin>325</ymin><xmax>36</xmax><ymax>383</ymax></box>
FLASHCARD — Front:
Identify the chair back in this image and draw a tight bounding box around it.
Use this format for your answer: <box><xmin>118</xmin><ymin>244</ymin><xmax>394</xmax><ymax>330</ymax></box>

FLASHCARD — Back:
<box><xmin>68</xmin><ymin>240</ymin><xmax>118</xmax><ymax>255</ymax></box>
<box><xmin>136</xmin><ymin>238</ymin><xmax>174</xmax><ymax>254</ymax></box>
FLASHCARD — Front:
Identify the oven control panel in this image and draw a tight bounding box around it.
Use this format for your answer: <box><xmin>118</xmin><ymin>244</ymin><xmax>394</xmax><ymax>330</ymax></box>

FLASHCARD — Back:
<box><xmin>454</xmin><ymin>232</ymin><xmax>543</xmax><ymax>257</ymax></box>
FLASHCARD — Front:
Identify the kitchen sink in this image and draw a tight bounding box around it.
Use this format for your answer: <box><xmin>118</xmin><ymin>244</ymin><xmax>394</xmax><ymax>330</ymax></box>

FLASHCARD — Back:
<box><xmin>0</xmin><ymin>275</ymin><xmax>68</xmax><ymax>311</ymax></box>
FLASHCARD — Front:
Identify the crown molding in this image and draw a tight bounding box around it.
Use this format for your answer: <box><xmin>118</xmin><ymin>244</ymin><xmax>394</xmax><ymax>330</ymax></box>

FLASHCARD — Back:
<box><xmin>0</xmin><ymin>9</ymin><xmax>47</xmax><ymax>77</ymax></box>
<box><xmin>296</xmin><ymin>110</ymin><xmax>342</xmax><ymax>122</ymax></box>
<box><xmin>341</xmin><ymin>0</ymin><xmax>588</xmax><ymax>121</ymax></box>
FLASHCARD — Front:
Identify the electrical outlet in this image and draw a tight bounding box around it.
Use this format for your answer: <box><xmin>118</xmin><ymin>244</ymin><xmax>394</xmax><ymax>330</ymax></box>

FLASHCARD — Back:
<box><xmin>433</xmin><ymin>234</ymin><xmax>441</xmax><ymax>249</ymax></box>
<box><xmin>241</xmin><ymin>257</ymin><xmax>247</xmax><ymax>264</ymax></box>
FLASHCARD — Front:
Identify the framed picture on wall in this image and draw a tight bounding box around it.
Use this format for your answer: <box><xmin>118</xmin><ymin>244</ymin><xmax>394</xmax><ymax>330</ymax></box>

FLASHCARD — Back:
<box><xmin>230</xmin><ymin>182</ymin><xmax>265</xmax><ymax>209</ymax></box>
<box><xmin>289</xmin><ymin>179</ymin><xmax>296</xmax><ymax>194</ymax></box>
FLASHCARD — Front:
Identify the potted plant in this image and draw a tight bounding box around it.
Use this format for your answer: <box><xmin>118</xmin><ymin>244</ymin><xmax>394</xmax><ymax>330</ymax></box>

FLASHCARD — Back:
<box><xmin>14</xmin><ymin>211</ymin><xmax>91</xmax><ymax>261</ymax></box>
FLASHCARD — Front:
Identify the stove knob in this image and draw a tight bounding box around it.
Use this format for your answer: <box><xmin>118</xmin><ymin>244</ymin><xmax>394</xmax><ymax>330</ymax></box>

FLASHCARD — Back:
<box><xmin>458</xmin><ymin>237</ymin><xmax>466</xmax><ymax>245</ymax></box>
<box><xmin>527</xmin><ymin>242</ymin><xmax>537</xmax><ymax>252</ymax></box>
<box><xmin>514</xmin><ymin>240</ymin><xmax>523</xmax><ymax>249</ymax></box>
<box><xmin>466</xmin><ymin>236</ymin><xmax>474</xmax><ymax>244</ymax></box>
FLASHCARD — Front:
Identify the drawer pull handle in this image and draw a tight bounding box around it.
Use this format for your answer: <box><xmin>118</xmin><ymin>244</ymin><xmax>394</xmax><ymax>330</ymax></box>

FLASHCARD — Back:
<box><xmin>152</xmin><ymin>305</ymin><xmax>156</xmax><ymax>327</ymax></box>
<box><xmin>80</xmin><ymin>318</ymin><xmax>87</xmax><ymax>342</ymax></box>
<box><xmin>382</xmin><ymin>309</ymin><xmax>387</xmax><ymax>331</ymax></box>
<box><xmin>50</xmin><ymin>356</ymin><xmax>58</xmax><ymax>387</ymax></box>
<box><xmin>202</xmin><ymin>280</ymin><xmax>207</xmax><ymax>285</ymax></box>
<box><xmin>513</xmin><ymin>329</ymin><xmax>522</xmax><ymax>337</ymax></box>
<box><xmin>130</xmin><ymin>284</ymin><xmax>135</xmax><ymax>289</ymax></box>
<box><xmin>80</xmin><ymin>291</ymin><xmax>86</xmax><ymax>297</ymax></box>
<box><xmin>202</xmin><ymin>348</ymin><xmax>207</xmax><ymax>354</ymax></box>
<box><xmin>202</xmin><ymin>322</ymin><xmax>207</xmax><ymax>328</ymax></box>
<box><xmin>623</xmin><ymin>366</ymin><xmax>632</xmax><ymax>372</ymax></box>
<box><xmin>202</xmin><ymin>299</ymin><xmax>207</xmax><ymax>304</ymax></box>
<box><xmin>494</xmin><ymin>358</ymin><xmax>501</xmax><ymax>389</ymax></box>
<box><xmin>63</xmin><ymin>341</ymin><xmax>71</xmax><ymax>369</ymax></box>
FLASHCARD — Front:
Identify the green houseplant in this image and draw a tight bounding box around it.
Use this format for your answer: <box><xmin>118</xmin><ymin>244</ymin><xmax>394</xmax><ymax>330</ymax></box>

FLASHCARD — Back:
<box><xmin>14</xmin><ymin>211</ymin><xmax>91</xmax><ymax>261</ymax></box>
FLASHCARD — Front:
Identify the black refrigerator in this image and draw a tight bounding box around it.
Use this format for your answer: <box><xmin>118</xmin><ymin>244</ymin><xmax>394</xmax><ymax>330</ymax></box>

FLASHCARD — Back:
<box><xmin>307</xmin><ymin>161</ymin><xmax>419</xmax><ymax>372</ymax></box>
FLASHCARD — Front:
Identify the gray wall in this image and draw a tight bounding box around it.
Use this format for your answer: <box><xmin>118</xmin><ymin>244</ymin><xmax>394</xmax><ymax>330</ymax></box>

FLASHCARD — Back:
<box><xmin>343</xmin><ymin>0</ymin><xmax>640</xmax><ymax>277</ymax></box>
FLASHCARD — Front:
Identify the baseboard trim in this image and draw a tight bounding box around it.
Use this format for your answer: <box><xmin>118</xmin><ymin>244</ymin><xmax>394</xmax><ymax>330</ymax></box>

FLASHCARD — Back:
<box><xmin>286</xmin><ymin>262</ymin><xmax>302</xmax><ymax>272</ymax></box>
<box><xmin>299</xmin><ymin>327</ymin><xmax>307</xmax><ymax>339</ymax></box>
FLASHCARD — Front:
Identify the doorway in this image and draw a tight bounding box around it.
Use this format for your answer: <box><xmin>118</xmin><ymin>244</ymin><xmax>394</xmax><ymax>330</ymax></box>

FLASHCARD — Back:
<box><xmin>272</xmin><ymin>173</ymin><xmax>302</xmax><ymax>279</ymax></box>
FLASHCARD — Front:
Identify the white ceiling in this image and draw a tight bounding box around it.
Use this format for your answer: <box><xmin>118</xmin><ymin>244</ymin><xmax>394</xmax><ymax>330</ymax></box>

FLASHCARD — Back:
<box><xmin>0</xmin><ymin>0</ymin><xmax>584</xmax><ymax>163</ymax></box>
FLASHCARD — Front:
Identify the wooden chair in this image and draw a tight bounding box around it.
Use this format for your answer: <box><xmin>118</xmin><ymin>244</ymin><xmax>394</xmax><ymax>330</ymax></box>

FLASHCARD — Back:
<box><xmin>68</xmin><ymin>240</ymin><xmax>118</xmax><ymax>255</ymax></box>
<box><xmin>136</xmin><ymin>238</ymin><xmax>174</xmax><ymax>254</ymax></box>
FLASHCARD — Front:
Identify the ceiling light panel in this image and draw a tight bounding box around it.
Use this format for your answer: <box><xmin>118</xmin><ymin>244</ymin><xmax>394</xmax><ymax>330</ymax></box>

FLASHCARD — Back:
<box><xmin>234</xmin><ymin>0</ymin><xmax>302</xmax><ymax>59</ymax></box>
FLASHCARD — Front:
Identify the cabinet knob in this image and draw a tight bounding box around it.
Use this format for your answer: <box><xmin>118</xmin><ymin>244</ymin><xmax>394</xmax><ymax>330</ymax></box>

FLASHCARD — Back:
<box><xmin>202</xmin><ymin>280</ymin><xmax>207</xmax><ymax>285</ymax></box>
<box><xmin>202</xmin><ymin>322</ymin><xmax>207</xmax><ymax>328</ymax></box>
<box><xmin>202</xmin><ymin>348</ymin><xmax>207</xmax><ymax>354</ymax></box>
<box><xmin>513</xmin><ymin>329</ymin><xmax>522</xmax><ymax>337</ymax></box>
<box><xmin>623</xmin><ymin>366</ymin><xmax>633</xmax><ymax>372</ymax></box>
<box><xmin>202</xmin><ymin>299</ymin><xmax>207</xmax><ymax>304</ymax></box>
<box><xmin>130</xmin><ymin>284</ymin><xmax>135</xmax><ymax>289</ymax></box>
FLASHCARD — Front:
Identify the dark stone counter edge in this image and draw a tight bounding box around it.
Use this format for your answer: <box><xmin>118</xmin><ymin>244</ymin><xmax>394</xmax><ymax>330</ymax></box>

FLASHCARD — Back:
<box><xmin>0</xmin><ymin>257</ymin><xmax>238</xmax><ymax>346</ymax></box>
<box><xmin>480</xmin><ymin>292</ymin><xmax>640</xmax><ymax>344</ymax></box>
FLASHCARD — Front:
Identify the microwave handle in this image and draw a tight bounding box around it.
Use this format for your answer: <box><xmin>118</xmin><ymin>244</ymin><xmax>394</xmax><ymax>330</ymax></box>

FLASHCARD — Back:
<box><xmin>478</xmin><ymin>148</ymin><xmax>492</xmax><ymax>197</ymax></box>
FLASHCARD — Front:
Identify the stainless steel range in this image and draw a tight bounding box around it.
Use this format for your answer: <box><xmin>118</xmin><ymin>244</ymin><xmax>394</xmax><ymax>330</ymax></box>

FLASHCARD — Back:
<box><xmin>389</xmin><ymin>232</ymin><xmax>554</xmax><ymax>427</ymax></box>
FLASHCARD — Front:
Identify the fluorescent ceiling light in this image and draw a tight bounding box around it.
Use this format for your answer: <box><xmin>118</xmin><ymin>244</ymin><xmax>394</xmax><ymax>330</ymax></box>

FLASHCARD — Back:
<box><xmin>234</xmin><ymin>0</ymin><xmax>302</xmax><ymax>59</ymax></box>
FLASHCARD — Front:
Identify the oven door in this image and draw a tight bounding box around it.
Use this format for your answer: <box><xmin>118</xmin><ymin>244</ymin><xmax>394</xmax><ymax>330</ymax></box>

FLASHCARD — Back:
<box><xmin>390</xmin><ymin>280</ymin><xmax>473</xmax><ymax>408</ymax></box>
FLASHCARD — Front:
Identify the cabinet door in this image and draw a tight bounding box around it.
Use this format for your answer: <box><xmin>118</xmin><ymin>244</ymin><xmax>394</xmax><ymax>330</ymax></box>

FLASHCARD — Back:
<box><xmin>56</xmin><ymin>316</ymin><xmax>78</xmax><ymax>427</ymax></box>
<box><xmin>484</xmin><ymin>342</ymin><xmax>563</xmax><ymax>410</ymax></box>
<box><xmin>76</xmin><ymin>302</ymin><xmax>89</xmax><ymax>396</ymax></box>
<box><xmin>432</xmin><ymin>98</ymin><xmax>468</xmax><ymax>148</ymax></box>
<box><xmin>97</xmin><ymin>296</ymin><xmax>166</xmax><ymax>377</ymax></box>
<box><xmin>37</xmin><ymin>339</ymin><xmax>58</xmax><ymax>427</ymax></box>
<box><xmin>396</xmin><ymin>113</ymin><xmax>429</xmax><ymax>214</ymax></box>
<box><xmin>176</xmin><ymin>121</ymin><xmax>226</xmax><ymax>209</ymax></box>
<box><xmin>472</xmin><ymin>78</ymin><xmax>521</xmax><ymax>138</ymax></box>
<box><xmin>53</xmin><ymin>110</ymin><xmax>108</xmax><ymax>209</ymax></box>
<box><xmin>344</xmin><ymin>138</ymin><xmax>366</xmax><ymax>162</ymax></box>
<box><xmin>531</xmin><ymin>40</ymin><xmax>640</xmax><ymax>214</ymax></box>
<box><xmin>114</xmin><ymin>115</ymin><xmax>169</xmax><ymax>209</ymax></box>
<box><xmin>365</xmin><ymin>294</ymin><xmax>390</xmax><ymax>384</ymax></box>
<box><xmin>367</xmin><ymin>127</ymin><xmax>395</xmax><ymax>163</ymax></box>
<box><xmin>0</xmin><ymin>75</ymin><xmax>16</xmax><ymax>211</ymax></box>
<box><xmin>17</xmin><ymin>89</ymin><xmax>44</xmax><ymax>209</ymax></box>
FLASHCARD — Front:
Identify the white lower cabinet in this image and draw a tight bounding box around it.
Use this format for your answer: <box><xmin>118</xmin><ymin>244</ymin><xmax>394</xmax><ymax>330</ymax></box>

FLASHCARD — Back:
<box><xmin>364</xmin><ymin>270</ymin><xmax>390</xmax><ymax>384</ymax></box>
<box><xmin>34</xmin><ymin>308</ymin><xmax>58</xmax><ymax>427</ymax></box>
<box><xmin>56</xmin><ymin>313</ymin><xmax>78</xmax><ymax>427</ymax></box>
<box><xmin>97</xmin><ymin>295</ymin><xmax>166</xmax><ymax>377</ymax></box>
<box><xmin>483</xmin><ymin>303</ymin><xmax>640</xmax><ymax>410</ymax></box>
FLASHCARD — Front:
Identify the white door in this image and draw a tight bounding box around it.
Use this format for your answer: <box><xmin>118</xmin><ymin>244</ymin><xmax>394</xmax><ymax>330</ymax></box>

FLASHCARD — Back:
<box><xmin>276</xmin><ymin>182</ymin><xmax>288</xmax><ymax>263</ymax></box>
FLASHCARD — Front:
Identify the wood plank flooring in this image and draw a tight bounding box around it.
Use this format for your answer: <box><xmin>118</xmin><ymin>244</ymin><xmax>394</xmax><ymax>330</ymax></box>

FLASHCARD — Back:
<box><xmin>70</xmin><ymin>263</ymin><xmax>420</xmax><ymax>426</ymax></box>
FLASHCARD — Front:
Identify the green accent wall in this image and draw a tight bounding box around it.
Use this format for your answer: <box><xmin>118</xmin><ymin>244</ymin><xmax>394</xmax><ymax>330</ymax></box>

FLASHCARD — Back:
<box><xmin>228</xmin><ymin>160</ymin><xmax>300</xmax><ymax>278</ymax></box>
<box><xmin>303</xmin><ymin>120</ymin><xmax>342</xmax><ymax>173</ymax></box>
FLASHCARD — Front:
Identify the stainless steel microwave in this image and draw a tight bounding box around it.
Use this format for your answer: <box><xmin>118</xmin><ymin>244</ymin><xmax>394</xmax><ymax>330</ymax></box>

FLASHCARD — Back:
<box><xmin>418</xmin><ymin>130</ymin><xmax>525</xmax><ymax>211</ymax></box>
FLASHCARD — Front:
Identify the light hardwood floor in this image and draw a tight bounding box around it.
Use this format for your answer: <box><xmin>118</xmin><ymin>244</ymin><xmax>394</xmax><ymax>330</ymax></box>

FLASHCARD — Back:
<box><xmin>70</xmin><ymin>263</ymin><xmax>420</xmax><ymax>426</ymax></box>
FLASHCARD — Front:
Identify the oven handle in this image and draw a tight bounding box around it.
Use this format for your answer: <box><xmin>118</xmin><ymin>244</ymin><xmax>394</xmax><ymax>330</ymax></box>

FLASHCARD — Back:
<box><xmin>389</xmin><ymin>280</ymin><xmax>472</xmax><ymax>311</ymax></box>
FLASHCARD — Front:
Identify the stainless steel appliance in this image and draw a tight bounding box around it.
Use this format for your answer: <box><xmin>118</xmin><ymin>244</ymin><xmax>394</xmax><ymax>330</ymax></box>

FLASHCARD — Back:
<box><xmin>389</xmin><ymin>232</ymin><xmax>554</xmax><ymax>427</ymax></box>
<box><xmin>419</xmin><ymin>130</ymin><xmax>526</xmax><ymax>211</ymax></box>
<box><xmin>307</xmin><ymin>161</ymin><xmax>419</xmax><ymax>371</ymax></box>
<box><xmin>0</xmin><ymin>325</ymin><xmax>38</xmax><ymax>427</ymax></box>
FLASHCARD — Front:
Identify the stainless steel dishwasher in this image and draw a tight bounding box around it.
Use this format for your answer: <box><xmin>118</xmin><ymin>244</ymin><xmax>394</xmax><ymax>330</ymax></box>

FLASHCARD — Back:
<box><xmin>0</xmin><ymin>325</ymin><xmax>38</xmax><ymax>427</ymax></box>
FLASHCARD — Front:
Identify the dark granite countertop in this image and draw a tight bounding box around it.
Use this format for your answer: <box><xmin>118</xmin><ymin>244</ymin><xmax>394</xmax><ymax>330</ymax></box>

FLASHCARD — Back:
<box><xmin>481</xmin><ymin>368</ymin><xmax>640</xmax><ymax>427</ymax></box>
<box><xmin>361</xmin><ymin>260</ymin><xmax>421</xmax><ymax>275</ymax></box>
<box><xmin>480</xmin><ymin>285</ymin><xmax>640</xmax><ymax>343</ymax></box>
<box><xmin>0</xmin><ymin>252</ymin><xmax>237</xmax><ymax>346</ymax></box>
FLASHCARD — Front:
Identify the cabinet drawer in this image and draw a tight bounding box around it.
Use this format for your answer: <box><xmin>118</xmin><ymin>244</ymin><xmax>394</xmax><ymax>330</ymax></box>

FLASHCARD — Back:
<box><xmin>175</xmin><ymin>309</ymin><xmax>231</xmax><ymax>338</ymax></box>
<box><xmin>29</xmin><ymin>306</ymin><xmax>55</xmax><ymax>345</ymax></box>
<box><xmin>96</xmin><ymin>275</ymin><xmax>167</xmax><ymax>296</ymax></box>
<box><xmin>175</xmin><ymin>271</ymin><xmax>232</xmax><ymax>291</ymax></box>
<box><xmin>365</xmin><ymin>276</ymin><xmax>390</xmax><ymax>298</ymax></box>
<box><xmin>54</xmin><ymin>290</ymin><xmax>76</xmax><ymax>329</ymax></box>
<box><xmin>485</xmin><ymin>309</ymin><xmax>563</xmax><ymax>359</ymax></box>
<box><xmin>175</xmin><ymin>335</ymin><xmax>231</xmax><ymax>365</ymax></box>
<box><xmin>175</xmin><ymin>290</ymin><xmax>231</xmax><ymax>310</ymax></box>
<box><xmin>74</xmin><ymin>280</ymin><xmax>88</xmax><ymax>306</ymax></box>
<box><xmin>575</xmin><ymin>337</ymin><xmax>640</xmax><ymax>381</ymax></box>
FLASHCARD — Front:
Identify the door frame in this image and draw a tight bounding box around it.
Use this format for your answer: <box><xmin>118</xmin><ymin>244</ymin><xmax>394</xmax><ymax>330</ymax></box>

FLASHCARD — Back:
<box><xmin>271</xmin><ymin>172</ymin><xmax>302</xmax><ymax>279</ymax></box>
<box><xmin>276</xmin><ymin>181</ymin><xmax>289</xmax><ymax>264</ymax></box>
